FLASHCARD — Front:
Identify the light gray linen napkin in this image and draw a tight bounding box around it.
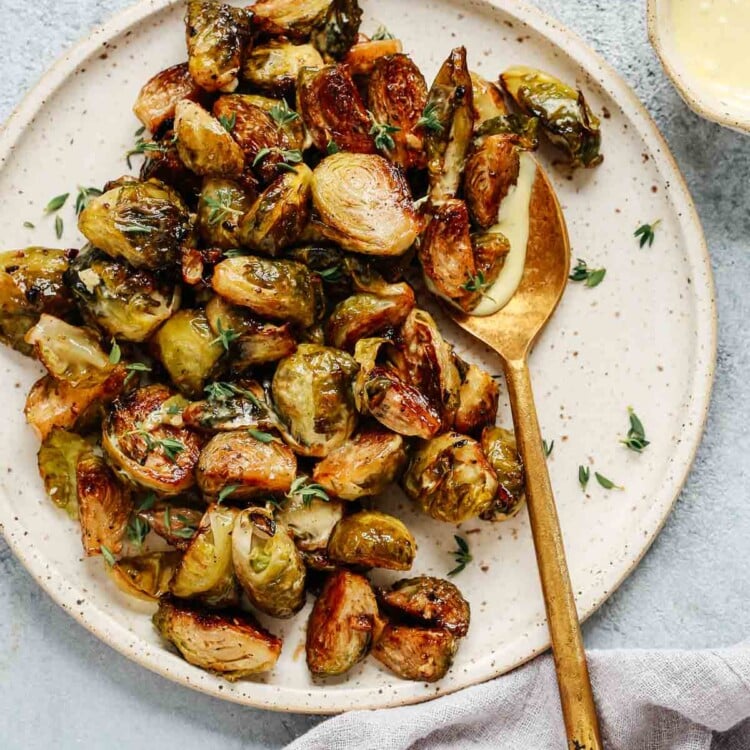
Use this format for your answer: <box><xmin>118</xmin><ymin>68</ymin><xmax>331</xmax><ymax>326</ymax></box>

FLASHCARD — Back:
<box><xmin>286</xmin><ymin>642</ymin><xmax>750</xmax><ymax>749</ymax></box>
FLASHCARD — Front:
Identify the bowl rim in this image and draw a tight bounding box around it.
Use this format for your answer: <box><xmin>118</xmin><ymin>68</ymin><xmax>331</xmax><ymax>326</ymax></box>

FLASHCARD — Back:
<box><xmin>647</xmin><ymin>0</ymin><xmax>750</xmax><ymax>134</ymax></box>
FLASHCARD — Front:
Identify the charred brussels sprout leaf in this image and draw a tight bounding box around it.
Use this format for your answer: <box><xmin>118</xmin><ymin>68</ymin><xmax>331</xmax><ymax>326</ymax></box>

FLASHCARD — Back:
<box><xmin>311</xmin><ymin>153</ymin><xmax>419</xmax><ymax>256</ymax></box>
<box><xmin>311</xmin><ymin>0</ymin><xmax>363</xmax><ymax>60</ymax></box>
<box><xmin>479</xmin><ymin>425</ymin><xmax>526</xmax><ymax>521</ymax></box>
<box><xmin>185</xmin><ymin>0</ymin><xmax>251</xmax><ymax>93</ymax></box>
<box><xmin>133</xmin><ymin>62</ymin><xmax>205</xmax><ymax>133</ymax></box>
<box><xmin>501</xmin><ymin>66</ymin><xmax>602</xmax><ymax>168</ymax></box>
<box><xmin>78</xmin><ymin>179</ymin><xmax>192</xmax><ymax>270</ymax></box>
<box><xmin>272</xmin><ymin>344</ymin><xmax>359</xmax><ymax>457</ymax></box>
<box><xmin>66</xmin><ymin>248</ymin><xmax>180</xmax><ymax>342</ymax></box>
<box><xmin>109</xmin><ymin>551</ymin><xmax>182</xmax><ymax>601</ymax></box>
<box><xmin>153</xmin><ymin>597</ymin><xmax>282</xmax><ymax>679</ymax></box>
<box><xmin>243</xmin><ymin>41</ymin><xmax>324</xmax><ymax>97</ymax></box>
<box><xmin>372</xmin><ymin>624</ymin><xmax>457</xmax><ymax>682</ymax></box>
<box><xmin>306</xmin><ymin>569</ymin><xmax>378</xmax><ymax>676</ymax></box>
<box><xmin>37</xmin><ymin>428</ymin><xmax>91</xmax><ymax>518</ymax></box>
<box><xmin>403</xmin><ymin>431</ymin><xmax>499</xmax><ymax>523</ymax></box>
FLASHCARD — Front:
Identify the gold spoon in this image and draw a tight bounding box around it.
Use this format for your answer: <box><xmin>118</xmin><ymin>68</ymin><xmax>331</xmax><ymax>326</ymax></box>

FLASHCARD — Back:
<box><xmin>445</xmin><ymin>162</ymin><xmax>603</xmax><ymax>749</ymax></box>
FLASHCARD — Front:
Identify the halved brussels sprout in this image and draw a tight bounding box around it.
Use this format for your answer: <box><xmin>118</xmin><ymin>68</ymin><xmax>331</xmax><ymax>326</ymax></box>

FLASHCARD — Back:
<box><xmin>0</xmin><ymin>248</ymin><xmax>73</xmax><ymax>354</ymax></box>
<box><xmin>185</xmin><ymin>380</ymin><xmax>279</xmax><ymax>433</ymax></box>
<box><xmin>25</xmin><ymin>368</ymin><xmax>126</xmax><ymax>441</ymax></box>
<box><xmin>306</xmin><ymin>569</ymin><xmax>378</xmax><ymax>676</ymax></box>
<box><xmin>109</xmin><ymin>551</ymin><xmax>182</xmax><ymax>601</ymax></box>
<box><xmin>153</xmin><ymin>597</ymin><xmax>282</xmax><ymax>679</ymax></box>
<box><xmin>353</xmin><ymin>337</ymin><xmax>442</xmax><ymax>439</ymax></box>
<box><xmin>272</xmin><ymin>344</ymin><xmax>358</xmax><ymax>457</ymax></box>
<box><xmin>25</xmin><ymin>315</ymin><xmax>113</xmax><ymax>389</ymax></box>
<box><xmin>378</xmin><ymin>576</ymin><xmax>470</xmax><ymax>636</ymax></box>
<box><xmin>500</xmin><ymin>66</ymin><xmax>602</xmax><ymax>168</ymax></box>
<box><xmin>480</xmin><ymin>425</ymin><xmax>526</xmax><ymax>521</ymax></box>
<box><xmin>196</xmin><ymin>430</ymin><xmax>297</xmax><ymax>501</ymax></box>
<box><xmin>66</xmin><ymin>248</ymin><xmax>180</xmax><ymax>342</ymax></box>
<box><xmin>312</xmin><ymin>428</ymin><xmax>407</xmax><ymax>500</ymax></box>
<box><xmin>243</xmin><ymin>41</ymin><xmax>324</xmax><ymax>96</ymax></box>
<box><xmin>276</xmin><ymin>493</ymin><xmax>344</xmax><ymax>551</ymax></box>
<box><xmin>311</xmin><ymin>154</ymin><xmax>419</xmax><ymax>256</ymax></box>
<box><xmin>196</xmin><ymin>178</ymin><xmax>252</xmax><ymax>249</ymax></box>
<box><xmin>343</xmin><ymin>38</ymin><xmax>402</xmax><ymax>75</ymax></box>
<box><xmin>326</xmin><ymin>283</ymin><xmax>415</xmax><ymax>351</ymax></box>
<box><xmin>77</xmin><ymin>451</ymin><xmax>133</xmax><ymax>556</ymax></box>
<box><xmin>170</xmin><ymin>504</ymin><xmax>240</xmax><ymax>607</ymax></box>
<box><xmin>372</xmin><ymin>624</ymin><xmax>457</xmax><ymax>682</ymax></box>
<box><xmin>423</xmin><ymin>47</ymin><xmax>475</xmax><ymax>203</ymax></box>
<box><xmin>470</xmin><ymin>71</ymin><xmax>507</xmax><ymax>126</ymax></box>
<box><xmin>232</xmin><ymin>507</ymin><xmax>307</xmax><ymax>618</ymax></box>
<box><xmin>234</xmin><ymin>94</ymin><xmax>308</xmax><ymax>151</ymax></box>
<box><xmin>311</xmin><ymin>0</ymin><xmax>362</xmax><ymax>59</ymax></box>
<box><xmin>297</xmin><ymin>65</ymin><xmax>375</xmax><ymax>153</ymax></box>
<box><xmin>328</xmin><ymin>510</ymin><xmax>415</xmax><ymax>570</ymax></box>
<box><xmin>367</xmin><ymin>54</ymin><xmax>428</xmax><ymax>170</ymax></box>
<box><xmin>453</xmin><ymin>363</ymin><xmax>499</xmax><ymax>435</ymax></box>
<box><xmin>150</xmin><ymin>309</ymin><xmax>224</xmax><ymax>398</ymax></box>
<box><xmin>78</xmin><ymin>179</ymin><xmax>192</xmax><ymax>270</ymax></box>
<box><xmin>133</xmin><ymin>62</ymin><xmax>205</xmax><ymax>133</ymax></box>
<box><xmin>139</xmin><ymin>505</ymin><xmax>203</xmax><ymax>549</ymax></box>
<box><xmin>212</xmin><ymin>256</ymin><xmax>322</xmax><ymax>327</ymax></box>
<box><xmin>464</xmin><ymin>135</ymin><xmax>520</xmax><ymax>229</ymax></box>
<box><xmin>37</xmin><ymin>428</ymin><xmax>91</xmax><ymax>519</ymax></box>
<box><xmin>103</xmin><ymin>384</ymin><xmax>202</xmax><ymax>495</ymax></box>
<box><xmin>238</xmin><ymin>165</ymin><xmax>313</xmax><ymax>255</ymax></box>
<box><xmin>402</xmin><ymin>431</ymin><xmax>499</xmax><ymax>523</ymax></box>
<box><xmin>174</xmin><ymin>100</ymin><xmax>245</xmax><ymax>177</ymax></box>
<box><xmin>251</xmin><ymin>0</ymin><xmax>331</xmax><ymax>39</ymax></box>
<box><xmin>205</xmin><ymin>295</ymin><xmax>297</xmax><ymax>372</ymax></box>
<box><xmin>185</xmin><ymin>0</ymin><xmax>251</xmax><ymax>93</ymax></box>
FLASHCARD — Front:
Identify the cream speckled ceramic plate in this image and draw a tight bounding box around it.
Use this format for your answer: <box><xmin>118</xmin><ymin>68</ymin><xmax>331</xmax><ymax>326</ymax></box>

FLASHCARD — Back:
<box><xmin>0</xmin><ymin>0</ymin><xmax>715</xmax><ymax>713</ymax></box>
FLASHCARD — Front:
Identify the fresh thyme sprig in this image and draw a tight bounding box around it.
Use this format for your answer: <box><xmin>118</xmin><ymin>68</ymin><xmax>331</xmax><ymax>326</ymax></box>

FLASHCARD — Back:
<box><xmin>204</xmin><ymin>188</ymin><xmax>243</xmax><ymax>226</ymax></box>
<box><xmin>286</xmin><ymin>476</ymin><xmax>330</xmax><ymax>508</ymax></box>
<box><xmin>416</xmin><ymin>101</ymin><xmax>444</xmax><ymax>133</ymax></box>
<box><xmin>595</xmin><ymin>472</ymin><xmax>623</xmax><ymax>490</ymax></box>
<box><xmin>621</xmin><ymin>407</ymin><xmax>649</xmax><ymax>452</ymax></box>
<box><xmin>371</xmin><ymin>25</ymin><xmax>395</xmax><ymax>40</ymax></box>
<box><xmin>100</xmin><ymin>545</ymin><xmax>116</xmax><ymax>567</ymax></box>
<box><xmin>317</xmin><ymin>265</ymin><xmax>343</xmax><ymax>282</ymax></box>
<box><xmin>461</xmin><ymin>271</ymin><xmax>495</xmax><ymax>300</ymax></box>
<box><xmin>128</xmin><ymin>424</ymin><xmax>185</xmax><ymax>462</ymax></box>
<box><xmin>248</xmin><ymin>429</ymin><xmax>274</xmax><ymax>443</ymax></box>
<box><xmin>75</xmin><ymin>186</ymin><xmax>103</xmax><ymax>215</ymax></box>
<box><xmin>45</xmin><ymin>193</ymin><xmax>69</xmax><ymax>213</ymax></box>
<box><xmin>218</xmin><ymin>112</ymin><xmax>236</xmax><ymax>132</ymax></box>
<box><xmin>368</xmin><ymin>113</ymin><xmax>401</xmax><ymax>151</ymax></box>
<box><xmin>269</xmin><ymin>100</ymin><xmax>300</xmax><ymax>126</ymax></box>
<box><xmin>204</xmin><ymin>381</ymin><xmax>264</xmax><ymax>410</ymax></box>
<box><xmin>634</xmin><ymin>220</ymin><xmax>661</xmax><ymax>248</ymax></box>
<box><xmin>543</xmin><ymin>439</ymin><xmax>554</xmax><ymax>458</ymax></box>
<box><xmin>579</xmin><ymin>465</ymin><xmax>590</xmax><ymax>490</ymax></box>
<box><xmin>218</xmin><ymin>485</ymin><xmax>240</xmax><ymax>504</ymax></box>
<box><xmin>448</xmin><ymin>535</ymin><xmax>472</xmax><ymax>576</ymax></box>
<box><xmin>253</xmin><ymin>147</ymin><xmax>304</xmax><ymax>172</ymax></box>
<box><xmin>210</xmin><ymin>319</ymin><xmax>241</xmax><ymax>351</ymax></box>
<box><xmin>569</xmin><ymin>259</ymin><xmax>606</xmax><ymax>288</ymax></box>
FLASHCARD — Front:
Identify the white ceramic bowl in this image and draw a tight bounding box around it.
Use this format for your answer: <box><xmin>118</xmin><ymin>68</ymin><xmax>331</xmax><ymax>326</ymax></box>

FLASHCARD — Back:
<box><xmin>648</xmin><ymin>0</ymin><xmax>750</xmax><ymax>133</ymax></box>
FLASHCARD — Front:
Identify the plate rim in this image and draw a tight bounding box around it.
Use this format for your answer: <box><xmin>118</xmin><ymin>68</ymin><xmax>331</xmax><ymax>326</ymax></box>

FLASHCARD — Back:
<box><xmin>0</xmin><ymin>0</ymin><xmax>717</xmax><ymax>714</ymax></box>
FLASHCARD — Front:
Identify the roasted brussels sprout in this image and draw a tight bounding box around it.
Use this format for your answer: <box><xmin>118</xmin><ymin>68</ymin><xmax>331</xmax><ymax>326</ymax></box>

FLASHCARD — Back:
<box><xmin>243</xmin><ymin>41</ymin><xmax>324</xmax><ymax>96</ymax></box>
<box><xmin>153</xmin><ymin>597</ymin><xmax>282</xmax><ymax>678</ymax></box>
<box><xmin>372</xmin><ymin>624</ymin><xmax>457</xmax><ymax>682</ymax></box>
<box><xmin>251</xmin><ymin>0</ymin><xmax>331</xmax><ymax>39</ymax></box>
<box><xmin>353</xmin><ymin>337</ymin><xmax>442</xmax><ymax>439</ymax></box>
<box><xmin>232</xmin><ymin>507</ymin><xmax>307</xmax><ymax>617</ymax></box>
<box><xmin>138</xmin><ymin>505</ymin><xmax>203</xmax><ymax>549</ymax></box>
<box><xmin>453</xmin><ymin>363</ymin><xmax>499</xmax><ymax>434</ymax></box>
<box><xmin>196</xmin><ymin>178</ymin><xmax>252</xmax><ymax>249</ymax></box>
<box><xmin>174</xmin><ymin>100</ymin><xmax>245</xmax><ymax>177</ymax></box>
<box><xmin>0</xmin><ymin>248</ymin><xmax>73</xmax><ymax>354</ymax></box>
<box><xmin>272</xmin><ymin>344</ymin><xmax>358</xmax><ymax>457</ymax></box>
<box><xmin>77</xmin><ymin>451</ymin><xmax>133</xmax><ymax>556</ymax></box>
<box><xmin>196</xmin><ymin>430</ymin><xmax>296</xmax><ymax>501</ymax></box>
<box><xmin>343</xmin><ymin>38</ymin><xmax>402</xmax><ymax>75</ymax></box>
<box><xmin>378</xmin><ymin>576</ymin><xmax>470</xmax><ymax>636</ymax></box>
<box><xmin>185</xmin><ymin>381</ymin><xmax>277</xmax><ymax>434</ymax></box>
<box><xmin>326</xmin><ymin>283</ymin><xmax>415</xmax><ymax>351</ymax></box>
<box><xmin>423</xmin><ymin>47</ymin><xmax>475</xmax><ymax>203</ymax></box>
<box><xmin>306</xmin><ymin>569</ymin><xmax>378</xmax><ymax>676</ymax></box>
<box><xmin>328</xmin><ymin>510</ymin><xmax>415</xmax><ymax>570</ymax></box>
<box><xmin>464</xmin><ymin>135</ymin><xmax>520</xmax><ymax>229</ymax></box>
<box><xmin>109</xmin><ymin>551</ymin><xmax>182</xmax><ymax>601</ymax></box>
<box><xmin>311</xmin><ymin>0</ymin><xmax>362</xmax><ymax>59</ymax></box>
<box><xmin>297</xmin><ymin>65</ymin><xmax>375</xmax><ymax>153</ymax></box>
<box><xmin>311</xmin><ymin>154</ymin><xmax>419</xmax><ymax>256</ymax></box>
<box><xmin>500</xmin><ymin>66</ymin><xmax>602</xmax><ymax>168</ymax></box>
<box><xmin>212</xmin><ymin>256</ymin><xmax>322</xmax><ymax>327</ymax></box>
<box><xmin>103</xmin><ymin>384</ymin><xmax>202</xmax><ymax>495</ymax></box>
<box><xmin>150</xmin><ymin>309</ymin><xmax>224</xmax><ymax>398</ymax></box>
<box><xmin>205</xmin><ymin>295</ymin><xmax>297</xmax><ymax>372</ymax></box>
<box><xmin>276</xmin><ymin>492</ymin><xmax>344</xmax><ymax>551</ymax></box>
<box><xmin>66</xmin><ymin>248</ymin><xmax>180</xmax><ymax>342</ymax></box>
<box><xmin>25</xmin><ymin>315</ymin><xmax>113</xmax><ymax>388</ymax></box>
<box><xmin>133</xmin><ymin>62</ymin><xmax>205</xmax><ymax>133</ymax></box>
<box><xmin>403</xmin><ymin>432</ymin><xmax>499</xmax><ymax>523</ymax></box>
<box><xmin>37</xmin><ymin>428</ymin><xmax>91</xmax><ymax>518</ymax></box>
<box><xmin>234</xmin><ymin>94</ymin><xmax>308</xmax><ymax>151</ymax></box>
<box><xmin>25</xmin><ymin>368</ymin><xmax>126</xmax><ymax>441</ymax></box>
<box><xmin>470</xmin><ymin>71</ymin><xmax>507</xmax><ymax>125</ymax></box>
<box><xmin>78</xmin><ymin>179</ymin><xmax>192</xmax><ymax>270</ymax></box>
<box><xmin>170</xmin><ymin>504</ymin><xmax>240</xmax><ymax>607</ymax></box>
<box><xmin>480</xmin><ymin>425</ymin><xmax>526</xmax><ymax>521</ymax></box>
<box><xmin>312</xmin><ymin>428</ymin><xmax>407</xmax><ymax>500</ymax></box>
<box><xmin>367</xmin><ymin>54</ymin><xmax>428</xmax><ymax>170</ymax></box>
<box><xmin>185</xmin><ymin>0</ymin><xmax>251</xmax><ymax>93</ymax></box>
<box><xmin>239</xmin><ymin>165</ymin><xmax>313</xmax><ymax>255</ymax></box>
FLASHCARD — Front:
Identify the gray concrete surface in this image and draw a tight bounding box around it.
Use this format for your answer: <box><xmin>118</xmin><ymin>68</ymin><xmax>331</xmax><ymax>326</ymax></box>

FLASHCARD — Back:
<box><xmin>1</xmin><ymin>1</ymin><xmax>748</xmax><ymax>747</ymax></box>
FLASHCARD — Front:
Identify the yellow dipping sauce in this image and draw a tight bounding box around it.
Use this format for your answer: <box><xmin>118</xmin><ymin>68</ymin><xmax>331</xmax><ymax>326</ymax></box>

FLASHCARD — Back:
<box><xmin>670</xmin><ymin>0</ymin><xmax>750</xmax><ymax>107</ymax></box>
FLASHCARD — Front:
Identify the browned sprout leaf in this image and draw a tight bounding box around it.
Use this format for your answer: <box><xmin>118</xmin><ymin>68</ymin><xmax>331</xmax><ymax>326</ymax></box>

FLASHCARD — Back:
<box><xmin>133</xmin><ymin>62</ymin><xmax>205</xmax><ymax>132</ymax></box>
<box><xmin>243</xmin><ymin>41</ymin><xmax>324</xmax><ymax>97</ymax></box>
<box><xmin>37</xmin><ymin>428</ymin><xmax>91</xmax><ymax>519</ymax></box>
<box><xmin>343</xmin><ymin>38</ymin><xmax>402</xmax><ymax>75</ymax></box>
<box><xmin>452</xmin><ymin>361</ymin><xmax>500</xmax><ymax>435</ymax></box>
<box><xmin>372</xmin><ymin>624</ymin><xmax>457</xmax><ymax>682</ymax></box>
<box><xmin>479</xmin><ymin>425</ymin><xmax>526</xmax><ymax>521</ymax></box>
<box><xmin>250</xmin><ymin>0</ymin><xmax>331</xmax><ymax>40</ymax></box>
<box><xmin>109</xmin><ymin>551</ymin><xmax>182</xmax><ymax>601</ymax></box>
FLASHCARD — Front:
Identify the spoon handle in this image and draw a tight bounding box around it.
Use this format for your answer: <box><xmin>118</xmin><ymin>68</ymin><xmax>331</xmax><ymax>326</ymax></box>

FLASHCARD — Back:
<box><xmin>503</xmin><ymin>356</ymin><xmax>602</xmax><ymax>750</ymax></box>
